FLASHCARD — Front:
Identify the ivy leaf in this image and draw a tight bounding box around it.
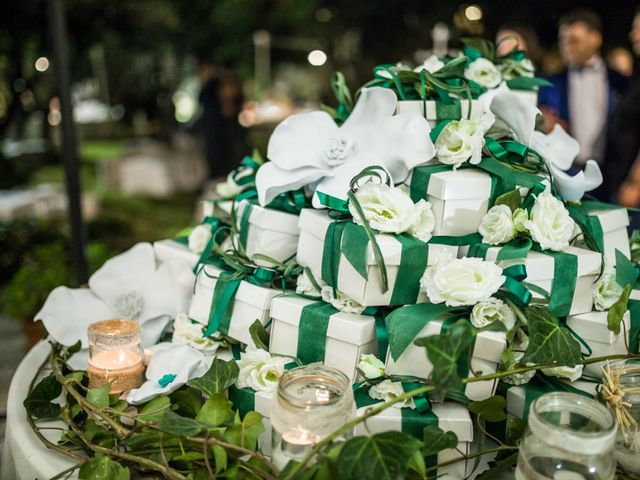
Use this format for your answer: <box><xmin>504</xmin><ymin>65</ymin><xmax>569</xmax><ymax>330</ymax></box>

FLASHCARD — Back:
<box><xmin>63</xmin><ymin>340</ymin><xmax>82</xmax><ymax>361</ymax></box>
<box><xmin>170</xmin><ymin>387</ymin><xmax>203</xmax><ymax>418</ymax></box>
<box><xmin>24</xmin><ymin>374</ymin><xmax>62</xmax><ymax>419</ymax></box>
<box><xmin>495</xmin><ymin>189</ymin><xmax>522</xmax><ymax>212</ymax></box>
<box><xmin>195</xmin><ymin>393</ymin><xmax>233</xmax><ymax>427</ymax></box>
<box><xmin>86</xmin><ymin>384</ymin><xmax>110</xmax><ymax>409</ymax></box>
<box><xmin>156</xmin><ymin>410</ymin><xmax>203</xmax><ymax>437</ymax></box>
<box><xmin>414</xmin><ymin>319</ymin><xmax>473</xmax><ymax>392</ymax></box>
<box><xmin>468</xmin><ymin>395</ymin><xmax>507</xmax><ymax>422</ymax></box>
<box><xmin>475</xmin><ymin>451</ymin><xmax>519</xmax><ymax>480</ymax></box>
<box><xmin>249</xmin><ymin>319</ymin><xmax>270</xmax><ymax>351</ymax></box>
<box><xmin>521</xmin><ymin>306</ymin><xmax>582</xmax><ymax>367</ymax></box>
<box><xmin>422</xmin><ymin>425</ymin><xmax>458</xmax><ymax>456</ymax></box>
<box><xmin>337</xmin><ymin>431</ymin><xmax>422</xmax><ymax>480</ymax></box>
<box><xmin>188</xmin><ymin>358</ymin><xmax>239</xmax><ymax>397</ymax></box>
<box><xmin>212</xmin><ymin>444</ymin><xmax>227</xmax><ymax>474</ymax></box>
<box><xmin>138</xmin><ymin>396</ymin><xmax>171</xmax><ymax>424</ymax></box>
<box><xmin>608</xmin><ymin>284</ymin><xmax>631</xmax><ymax>335</ymax></box>
<box><xmin>223</xmin><ymin>411</ymin><xmax>264</xmax><ymax>449</ymax></box>
<box><xmin>79</xmin><ymin>456</ymin><xmax>130</xmax><ymax>480</ymax></box>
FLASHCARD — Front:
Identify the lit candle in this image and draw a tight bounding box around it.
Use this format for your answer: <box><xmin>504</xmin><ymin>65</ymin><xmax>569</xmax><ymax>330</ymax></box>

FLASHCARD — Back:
<box><xmin>271</xmin><ymin>428</ymin><xmax>319</xmax><ymax>469</ymax></box>
<box><xmin>87</xmin><ymin>319</ymin><xmax>145</xmax><ymax>394</ymax></box>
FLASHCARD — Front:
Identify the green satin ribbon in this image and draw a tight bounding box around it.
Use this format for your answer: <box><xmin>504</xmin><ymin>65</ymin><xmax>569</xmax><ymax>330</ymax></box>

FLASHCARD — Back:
<box><xmin>500</xmin><ymin>264</ymin><xmax>532</xmax><ymax>308</ymax></box>
<box><xmin>430</xmin><ymin>233</ymin><xmax>483</xmax><ymax>246</ymax></box>
<box><xmin>174</xmin><ymin>235</ymin><xmax>189</xmax><ymax>246</ymax></box>
<box><xmin>231</xmin><ymin>343</ymin><xmax>242</xmax><ymax>360</ymax></box>
<box><xmin>519</xmin><ymin>373</ymin><xmax>592</xmax><ymax>420</ymax></box>
<box><xmin>567</xmin><ymin>204</ymin><xmax>605</xmax><ymax>254</ymax></box>
<box><xmin>542</xmin><ymin>249</ymin><xmax>578</xmax><ymax>319</ymax></box>
<box><xmin>374</xmin><ymin>315</ymin><xmax>389</xmax><ymax>361</ymax></box>
<box><xmin>321</xmin><ymin>220</ymin><xmax>348</xmax><ymax>293</ymax></box>
<box><xmin>296</xmin><ymin>301</ymin><xmax>338</xmax><ymax>364</ymax></box>
<box><xmin>409</xmin><ymin>164</ymin><xmax>453</xmax><ymax>203</ymax></box>
<box><xmin>389</xmin><ymin>234</ymin><xmax>430</xmax><ymax>305</ymax></box>
<box><xmin>615</xmin><ymin>250</ymin><xmax>640</xmax><ymax>353</ymax></box>
<box><xmin>627</xmin><ymin>299</ymin><xmax>640</xmax><ymax>354</ymax></box>
<box><xmin>316</xmin><ymin>191</ymin><xmax>350</xmax><ymax>212</ymax></box>
<box><xmin>520</xmin><ymin>182</ymin><xmax>548</xmax><ymax>212</ymax></box>
<box><xmin>158</xmin><ymin>373</ymin><xmax>176</xmax><ymax>388</ymax></box>
<box><xmin>228</xmin><ymin>385</ymin><xmax>256</xmax><ymax>418</ymax></box>
<box><xmin>238</xmin><ymin>203</ymin><xmax>254</xmax><ymax>250</ymax></box>
<box><xmin>192</xmin><ymin>216</ymin><xmax>227</xmax><ymax>271</ymax></box>
<box><xmin>477</xmin><ymin>157</ymin><xmax>544</xmax><ymax>194</ymax></box>
<box><xmin>341</xmin><ymin>222</ymin><xmax>370</xmax><ymax>280</ymax></box>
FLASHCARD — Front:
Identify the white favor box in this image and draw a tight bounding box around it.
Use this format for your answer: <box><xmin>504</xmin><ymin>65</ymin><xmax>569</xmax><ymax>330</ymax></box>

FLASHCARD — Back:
<box><xmin>411</xmin><ymin>168</ymin><xmax>493</xmax><ymax>236</ymax></box>
<box><xmin>566</xmin><ymin>310</ymin><xmax>630</xmax><ymax>378</ymax></box>
<box><xmin>153</xmin><ymin>239</ymin><xmax>199</xmax><ymax>269</ymax></box>
<box><xmin>188</xmin><ymin>264</ymin><xmax>281</xmax><ymax>345</ymax></box>
<box><xmin>396</xmin><ymin>99</ymin><xmax>484</xmax><ymax>128</ymax></box>
<box><xmin>235</xmin><ymin>200</ymin><xmax>299</xmax><ymax>267</ymax></box>
<box><xmin>269</xmin><ymin>295</ymin><xmax>377</xmax><ymax>381</ymax></box>
<box><xmin>586</xmin><ymin>207</ymin><xmax>630</xmax><ymax>263</ymax></box>
<box><xmin>296</xmin><ymin>209</ymin><xmax>457</xmax><ymax>306</ymax></box>
<box><xmin>463</xmin><ymin>245</ymin><xmax>602</xmax><ymax>317</ymax></box>
<box><xmin>385</xmin><ymin>318</ymin><xmax>507</xmax><ymax>401</ymax></box>
<box><xmin>354</xmin><ymin>401</ymin><xmax>473</xmax><ymax>478</ymax></box>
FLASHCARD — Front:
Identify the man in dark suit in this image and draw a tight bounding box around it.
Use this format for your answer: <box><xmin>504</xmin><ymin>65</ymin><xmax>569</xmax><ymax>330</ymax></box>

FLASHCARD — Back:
<box><xmin>538</xmin><ymin>9</ymin><xmax>628</xmax><ymax>172</ymax></box>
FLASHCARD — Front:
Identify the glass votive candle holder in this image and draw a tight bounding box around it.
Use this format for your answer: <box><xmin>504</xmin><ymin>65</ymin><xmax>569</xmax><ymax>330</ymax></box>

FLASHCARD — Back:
<box><xmin>271</xmin><ymin>364</ymin><xmax>356</xmax><ymax>470</ymax></box>
<box><xmin>87</xmin><ymin>319</ymin><xmax>144</xmax><ymax>394</ymax></box>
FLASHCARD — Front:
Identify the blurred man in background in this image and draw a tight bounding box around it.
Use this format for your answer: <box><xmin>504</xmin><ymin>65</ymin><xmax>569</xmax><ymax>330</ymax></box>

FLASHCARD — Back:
<box><xmin>538</xmin><ymin>9</ymin><xmax>628</xmax><ymax>171</ymax></box>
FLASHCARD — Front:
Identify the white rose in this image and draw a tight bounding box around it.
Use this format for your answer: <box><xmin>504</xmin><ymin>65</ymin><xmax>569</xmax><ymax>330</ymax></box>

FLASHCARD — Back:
<box><xmin>296</xmin><ymin>270</ymin><xmax>325</xmax><ymax>297</ymax></box>
<box><xmin>502</xmin><ymin>351</ymin><xmax>536</xmax><ymax>385</ymax></box>
<box><xmin>216</xmin><ymin>167</ymin><xmax>253</xmax><ymax>198</ymax></box>
<box><xmin>408</xmin><ymin>199</ymin><xmax>435</xmax><ymax>242</ymax></box>
<box><xmin>512</xmin><ymin>208</ymin><xmax>529</xmax><ymax>233</ymax></box>
<box><xmin>464</xmin><ymin>58</ymin><xmax>502</xmax><ymax>89</ymax></box>
<box><xmin>524</xmin><ymin>187</ymin><xmax>575</xmax><ymax>251</ymax></box>
<box><xmin>236</xmin><ymin>347</ymin><xmax>289</xmax><ymax>393</ymax></box>
<box><xmin>479</xmin><ymin>205</ymin><xmax>516</xmax><ymax>245</ymax></box>
<box><xmin>592</xmin><ymin>263</ymin><xmax>624</xmax><ymax>311</ymax></box>
<box><xmin>172</xmin><ymin>313</ymin><xmax>221</xmax><ymax>354</ymax></box>
<box><xmin>470</xmin><ymin>297</ymin><xmax>516</xmax><ymax>330</ymax></box>
<box><xmin>541</xmin><ymin>364</ymin><xmax>584</xmax><ymax>382</ymax></box>
<box><xmin>188</xmin><ymin>225</ymin><xmax>212</xmax><ymax>254</ymax></box>
<box><xmin>414</xmin><ymin>55</ymin><xmax>444</xmax><ymax>74</ymax></box>
<box><xmin>499</xmin><ymin>58</ymin><xmax>535</xmax><ymax>81</ymax></box>
<box><xmin>358</xmin><ymin>353</ymin><xmax>386</xmax><ymax>379</ymax></box>
<box><xmin>420</xmin><ymin>257</ymin><xmax>505</xmax><ymax>307</ymax></box>
<box><xmin>349</xmin><ymin>182</ymin><xmax>418</xmax><ymax>234</ymax></box>
<box><xmin>321</xmin><ymin>286</ymin><xmax>365</xmax><ymax>314</ymax></box>
<box><xmin>369</xmin><ymin>380</ymin><xmax>415</xmax><ymax>409</ymax></box>
<box><xmin>435</xmin><ymin>114</ymin><xmax>494</xmax><ymax>168</ymax></box>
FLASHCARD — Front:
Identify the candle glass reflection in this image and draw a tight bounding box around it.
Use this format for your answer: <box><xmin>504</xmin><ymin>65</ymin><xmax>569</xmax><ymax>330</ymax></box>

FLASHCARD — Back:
<box><xmin>87</xmin><ymin>319</ymin><xmax>144</xmax><ymax>394</ymax></box>
<box><xmin>271</xmin><ymin>364</ymin><xmax>355</xmax><ymax>469</ymax></box>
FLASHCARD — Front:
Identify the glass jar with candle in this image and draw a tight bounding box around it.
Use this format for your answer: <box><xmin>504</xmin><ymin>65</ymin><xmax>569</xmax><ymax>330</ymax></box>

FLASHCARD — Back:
<box><xmin>271</xmin><ymin>364</ymin><xmax>355</xmax><ymax>470</ymax></box>
<box><xmin>516</xmin><ymin>392</ymin><xmax>617</xmax><ymax>480</ymax></box>
<box><xmin>87</xmin><ymin>319</ymin><xmax>144</xmax><ymax>394</ymax></box>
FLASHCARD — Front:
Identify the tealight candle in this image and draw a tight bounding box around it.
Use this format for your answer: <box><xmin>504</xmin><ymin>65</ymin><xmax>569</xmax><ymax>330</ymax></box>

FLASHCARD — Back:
<box><xmin>271</xmin><ymin>364</ymin><xmax>355</xmax><ymax>470</ymax></box>
<box><xmin>86</xmin><ymin>319</ymin><xmax>144</xmax><ymax>394</ymax></box>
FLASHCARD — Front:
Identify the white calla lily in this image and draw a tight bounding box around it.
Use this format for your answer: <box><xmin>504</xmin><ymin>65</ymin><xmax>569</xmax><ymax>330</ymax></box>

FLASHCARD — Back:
<box><xmin>35</xmin><ymin>243</ymin><xmax>194</xmax><ymax>355</ymax></box>
<box><xmin>256</xmin><ymin>87</ymin><xmax>435</xmax><ymax>208</ymax></box>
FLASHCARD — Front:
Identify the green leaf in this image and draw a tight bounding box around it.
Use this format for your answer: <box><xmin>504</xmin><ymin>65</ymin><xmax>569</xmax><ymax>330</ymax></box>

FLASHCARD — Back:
<box><xmin>249</xmin><ymin>319</ymin><xmax>270</xmax><ymax>351</ymax></box>
<box><xmin>506</xmin><ymin>76</ymin><xmax>553</xmax><ymax>90</ymax></box>
<box><xmin>188</xmin><ymin>358</ymin><xmax>239</xmax><ymax>397</ymax></box>
<box><xmin>195</xmin><ymin>393</ymin><xmax>233</xmax><ymax>427</ymax></box>
<box><xmin>337</xmin><ymin>431</ymin><xmax>422</xmax><ymax>480</ymax></box>
<box><xmin>475</xmin><ymin>451</ymin><xmax>519</xmax><ymax>480</ymax></box>
<box><xmin>521</xmin><ymin>306</ymin><xmax>582</xmax><ymax>367</ymax></box>
<box><xmin>495</xmin><ymin>189</ymin><xmax>522</xmax><ymax>212</ymax></box>
<box><xmin>156</xmin><ymin>410</ymin><xmax>203</xmax><ymax>437</ymax></box>
<box><xmin>23</xmin><ymin>374</ymin><xmax>62</xmax><ymax>419</ymax></box>
<box><xmin>212</xmin><ymin>444</ymin><xmax>228</xmax><ymax>474</ymax></box>
<box><xmin>138</xmin><ymin>396</ymin><xmax>171</xmax><ymax>424</ymax></box>
<box><xmin>608</xmin><ymin>284</ymin><xmax>632</xmax><ymax>335</ymax></box>
<box><xmin>170</xmin><ymin>387</ymin><xmax>203</xmax><ymax>418</ymax></box>
<box><xmin>468</xmin><ymin>396</ymin><xmax>508</xmax><ymax>422</ymax></box>
<box><xmin>422</xmin><ymin>425</ymin><xmax>458</xmax><ymax>456</ymax></box>
<box><xmin>63</xmin><ymin>340</ymin><xmax>82</xmax><ymax>361</ymax></box>
<box><xmin>79</xmin><ymin>456</ymin><xmax>130</xmax><ymax>480</ymax></box>
<box><xmin>86</xmin><ymin>384</ymin><xmax>110</xmax><ymax>409</ymax></box>
<box><xmin>414</xmin><ymin>319</ymin><xmax>473</xmax><ymax>392</ymax></box>
<box><xmin>223</xmin><ymin>411</ymin><xmax>264</xmax><ymax>449</ymax></box>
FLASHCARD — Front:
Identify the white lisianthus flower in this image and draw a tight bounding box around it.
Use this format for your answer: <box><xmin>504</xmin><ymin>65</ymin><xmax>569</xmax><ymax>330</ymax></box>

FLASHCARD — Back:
<box><xmin>236</xmin><ymin>347</ymin><xmax>289</xmax><ymax>393</ymax></box>
<box><xmin>479</xmin><ymin>205</ymin><xmax>516</xmax><ymax>245</ymax></box>
<box><xmin>216</xmin><ymin>167</ymin><xmax>254</xmax><ymax>198</ymax></box>
<box><xmin>321</xmin><ymin>286</ymin><xmax>366</xmax><ymax>314</ymax></box>
<box><xmin>524</xmin><ymin>187</ymin><xmax>575</xmax><ymax>251</ymax></box>
<box><xmin>349</xmin><ymin>183</ymin><xmax>418</xmax><ymax>234</ymax></box>
<box><xmin>593</xmin><ymin>263</ymin><xmax>624</xmax><ymax>311</ymax></box>
<box><xmin>499</xmin><ymin>58</ymin><xmax>535</xmax><ymax>81</ymax></box>
<box><xmin>296</xmin><ymin>270</ymin><xmax>325</xmax><ymax>297</ymax></box>
<box><xmin>413</xmin><ymin>55</ymin><xmax>445</xmax><ymax>74</ymax></box>
<box><xmin>188</xmin><ymin>225</ymin><xmax>212</xmax><ymax>254</ymax></box>
<box><xmin>369</xmin><ymin>380</ymin><xmax>415</xmax><ymax>409</ymax></box>
<box><xmin>541</xmin><ymin>364</ymin><xmax>584</xmax><ymax>382</ymax></box>
<box><xmin>470</xmin><ymin>297</ymin><xmax>516</xmax><ymax>330</ymax></box>
<box><xmin>420</xmin><ymin>257</ymin><xmax>505</xmax><ymax>307</ymax></box>
<box><xmin>377</xmin><ymin>63</ymin><xmax>411</xmax><ymax>79</ymax></box>
<box><xmin>464</xmin><ymin>58</ymin><xmax>502</xmax><ymax>89</ymax></box>
<box><xmin>408</xmin><ymin>199</ymin><xmax>436</xmax><ymax>242</ymax></box>
<box><xmin>435</xmin><ymin>114</ymin><xmax>494</xmax><ymax>169</ymax></box>
<box><xmin>172</xmin><ymin>313</ymin><xmax>222</xmax><ymax>354</ymax></box>
<box><xmin>358</xmin><ymin>353</ymin><xmax>386</xmax><ymax>379</ymax></box>
<box><xmin>512</xmin><ymin>208</ymin><xmax>529</xmax><ymax>233</ymax></box>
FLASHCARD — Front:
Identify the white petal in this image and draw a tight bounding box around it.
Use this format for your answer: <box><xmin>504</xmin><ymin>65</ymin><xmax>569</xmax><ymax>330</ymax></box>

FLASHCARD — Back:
<box><xmin>530</xmin><ymin>125</ymin><xmax>579</xmax><ymax>171</ymax></box>
<box><xmin>256</xmin><ymin>161</ymin><xmax>326</xmax><ymax>206</ymax></box>
<box><xmin>35</xmin><ymin>287</ymin><xmax>115</xmax><ymax>347</ymax></box>
<box><xmin>549</xmin><ymin>160</ymin><xmax>603</xmax><ymax>202</ymax></box>
<box><xmin>138</xmin><ymin>262</ymin><xmax>194</xmax><ymax>323</ymax></box>
<box><xmin>342</xmin><ymin>87</ymin><xmax>398</xmax><ymax>128</ymax></box>
<box><xmin>140</xmin><ymin>315</ymin><xmax>172</xmax><ymax>347</ymax></box>
<box><xmin>313</xmin><ymin>160</ymin><xmax>375</xmax><ymax>206</ymax></box>
<box><xmin>490</xmin><ymin>91</ymin><xmax>541</xmax><ymax>145</ymax></box>
<box><xmin>478</xmin><ymin>81</ymin><xmax>510</xmax><ymax>112</ymax></box>
<box><xmin>89</xmin><ymin>243</ymin><xmax>157</xmax><ymax>309</ymax></box>
<box><xmin>267</xmin><ymin>111</ymin><xmax>337</xmax><ymax>171</ymax></box>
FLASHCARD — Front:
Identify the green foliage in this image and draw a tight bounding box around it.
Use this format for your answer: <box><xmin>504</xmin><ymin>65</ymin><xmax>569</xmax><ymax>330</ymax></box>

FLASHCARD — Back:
<box><xmin>188</xmin><ymin>357</ymin><xmax>239</xmax><ymax>397</ymax></box>
<box><xmin>521</xmin><ymin>306</ymin><xmax>582</xmax><ymax>367</ymax></box>
<box><xmin>495</xmin><ymin>189</ymin><xmax>522</xmax><ymax>212</ymax></box>
<box><xmin>468</xmin><ymin>396</ymin><xmax>508</xmax><ymax>422</ymax></box>
<box><xmin>223</xmin><ymin>411</ymin><xmax>265</xmax><ymax>450</ymax></box>
<box><xmin>79</xmin><ymin>456</ymin><xmax>130</xmax><ymax>480</ymax></box>
<box><xmin>608</xmin><ymin>284</ymin><xmax>632</xmax><ymax>335</ymax></box>
<box><xmin>86</xmin><ymin>384</ymin><xmax>110</xmax><ymax>409</ymax></box>
<box><xmin>422</xmin><ymin>425</ymin><xmax>458</xmax><ymax>456</ymax></box>
<box><xmin>249</xmin><ymin>319</ymin><xmax>270</xmax><ymax>351</ymax></box>
<box><xmin>195</xmin><ymin>394</ymin><xmax>234</xmax><ymax>427</ymax></box>
<box><xmin>23</xmin><ymin>374</ymin><xmax>62</xmax><ymax>419</ymax></box>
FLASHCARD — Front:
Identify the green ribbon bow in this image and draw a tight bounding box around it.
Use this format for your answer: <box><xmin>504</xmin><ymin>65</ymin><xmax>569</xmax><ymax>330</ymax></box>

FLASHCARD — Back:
<box><xmin>499</xmin><ymin>264</ymin><xmax>532</xmax><ymax>308</ymax></box>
